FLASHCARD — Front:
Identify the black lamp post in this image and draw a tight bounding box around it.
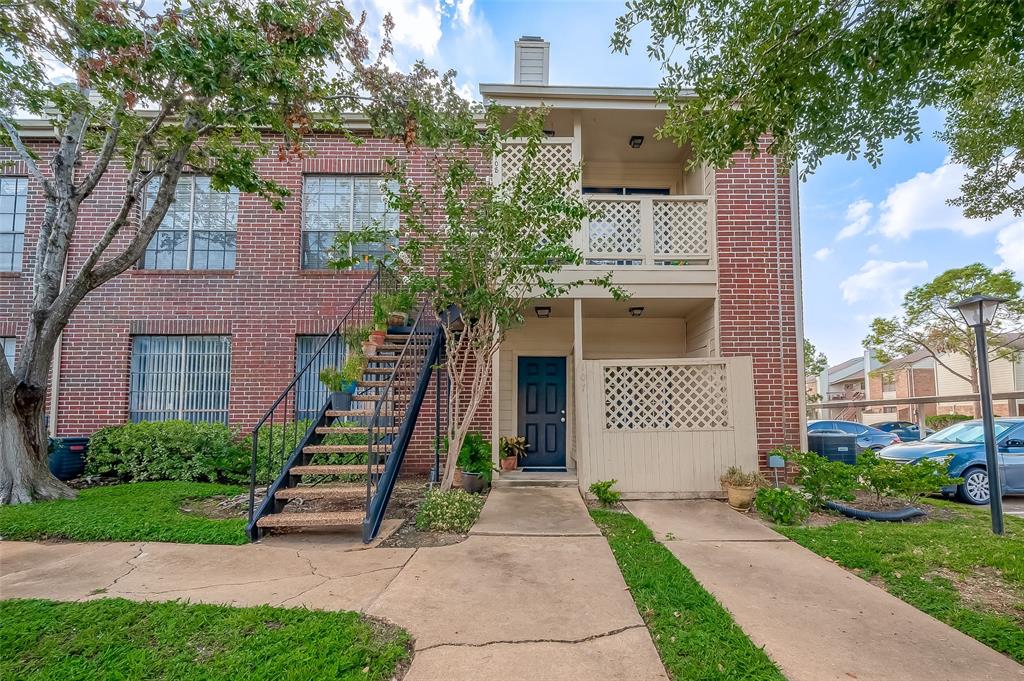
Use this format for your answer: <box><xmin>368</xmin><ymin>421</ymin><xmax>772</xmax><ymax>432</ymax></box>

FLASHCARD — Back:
<box><xmin>950</xmin><ymin>294</ymin><xmax>1008</xmax><ymax>535</ymax></box>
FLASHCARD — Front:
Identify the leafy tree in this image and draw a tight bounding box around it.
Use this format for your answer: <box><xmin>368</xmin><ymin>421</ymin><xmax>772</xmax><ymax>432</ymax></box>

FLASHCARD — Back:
<box><xmin>0</xmin><ymin>0</ymin><xmax>471</xmax><ymax>504</ymax></box>
<box><xmin>612</xmin><ymin>1</ymin><xmax>1024</xmax><ymax>217</ymax></box>
<box><xmin>803</xmin><ymin>339</ymin><xmax>828</xmax><ymax>378</ymax></box>
<box><xmin>863</xmin><ymin>264</ymin><xmax>1024</xmax><ymax>394</ymax></box>
<box><xmin>364</xmin><ymin>107</ymin><xmax>625</xmax><ymax>490</ymax></box>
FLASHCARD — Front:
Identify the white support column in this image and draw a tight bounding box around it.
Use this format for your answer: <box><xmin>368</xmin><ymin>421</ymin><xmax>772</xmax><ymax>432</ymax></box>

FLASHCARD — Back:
<box><xmin>573</xmin><ymin>298</ymin><xmax>585</xmax><ymax>474</ymax></box>
<box><xmin>572</xmin><ymin>113</ymin><xmax>585</xmax><ymax>253</ymax></box>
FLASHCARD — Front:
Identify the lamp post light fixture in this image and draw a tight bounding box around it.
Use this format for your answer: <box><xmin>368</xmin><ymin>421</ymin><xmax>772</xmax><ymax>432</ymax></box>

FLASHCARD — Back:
<box><xmin>950</xmin><ymin>294</ymin><xmax>1008</xmax><ymax>535</ymax></box>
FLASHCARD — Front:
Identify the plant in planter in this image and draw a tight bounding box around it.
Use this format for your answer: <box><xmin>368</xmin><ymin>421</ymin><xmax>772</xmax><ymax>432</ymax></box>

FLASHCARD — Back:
<box><xmin>719</xmin><ymin>466</ymin><xmax>767</xmax><ymax>511</ymax></box>
<box><xmin>374</xmin><ymin>290</ymin><xmax>417</xmax><ymax>328</ymax></box>
<box><xmin>344</xmin><ymin>324</ymin><xmax>374</xmax><ymax>356</ymax></box>
<box><xmin>498</xmin><ymin>435</ymin><xmax>527</xmax><ymax>471</ymax></box>
<box><xmin>320</xmin><ymin>354</ymin><xmax>365</xmax><ymax>411</ymax></box>
<box><xmin>456</xmin><ymin>432</ymin><xmax>493</xmax><ymax>493</ymax></box>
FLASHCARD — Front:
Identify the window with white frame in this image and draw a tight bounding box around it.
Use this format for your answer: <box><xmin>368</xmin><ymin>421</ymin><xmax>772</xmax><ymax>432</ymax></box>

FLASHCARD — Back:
<box><xmin>0</xmin><ymin>177</ymin><xmax>28</xmax><ymax>272</ymax></box>
<box><xmin>301</xmin><ymin>175</ymin><xmax>398</xmax><ymax>270</ymax></box>
<box><xmin>129</xmin><ymin>335</ymin><xmax>231</xmax><ymax>423</ymax></box>
<box><xmin>2</xmin><ymin>337</ymin><xmax>15</xmax><ymax>370</ymax></box>
<box><xmin>142</xmin><ymin>176</ymin><xmax>238</xmax><ymax>270</ymax></box>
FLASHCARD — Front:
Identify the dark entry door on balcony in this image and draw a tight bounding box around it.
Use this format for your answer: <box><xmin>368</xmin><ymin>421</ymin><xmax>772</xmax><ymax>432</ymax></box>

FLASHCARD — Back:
<box><xmin>517</xmin><ymin>356</ymin><xmax>567</xmax><ymax>469</ymax></box>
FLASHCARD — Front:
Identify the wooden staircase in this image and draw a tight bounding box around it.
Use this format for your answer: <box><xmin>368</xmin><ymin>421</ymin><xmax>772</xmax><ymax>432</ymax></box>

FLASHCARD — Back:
<box><xmin>254</xmin><ymin>331</ymin><xmax>432</xmax><ymax>535</ymax></box>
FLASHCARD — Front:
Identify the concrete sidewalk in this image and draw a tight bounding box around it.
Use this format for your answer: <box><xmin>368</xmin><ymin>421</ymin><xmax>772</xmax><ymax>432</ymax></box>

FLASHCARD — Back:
<box><xmin>1</xmin><ymin>488</ymin><xmax>667</xmax><ymax>681</ymax></box>
<box><xmin>627</xmin><ymin>500</ymin><xmax>1024</xmax><ymax>681</ymax></box>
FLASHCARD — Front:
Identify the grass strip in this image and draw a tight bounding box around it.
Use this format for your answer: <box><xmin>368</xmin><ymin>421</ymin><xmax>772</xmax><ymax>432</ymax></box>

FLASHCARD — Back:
<box><xmin>591</xmin><ymin>509</ymin><xmax>784</xmax><ymax>681</ymax></box>
<box><xmin>777</xmin><ymin>499</ymin><xmax>1024</xmax><ymax>662</ymax></box>
<box><xmin>0</xmin><ymin>598</ymin><xmax>409</xmax><ymax>681</ymax></box>
<box><xmin>0</xmin><ymin>482</ymin><xmax>247</xmax><ymax>545</ymax></box>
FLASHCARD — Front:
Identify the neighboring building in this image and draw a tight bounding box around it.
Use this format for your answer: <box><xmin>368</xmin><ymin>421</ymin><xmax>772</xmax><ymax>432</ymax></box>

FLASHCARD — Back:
<box><xmin>811</xmin><ymin>351</ymin><xmax>880</xmax><ymax>420</ymax></box>
<box><xmin>870</xmin><ymin>336</ymin><xmax>1024</xmax><ymax>421</ymax></box>
<box><xmin>1</xmin><ymin>37</ymin><xmax>803</xmax><ymax>512</ymax></box>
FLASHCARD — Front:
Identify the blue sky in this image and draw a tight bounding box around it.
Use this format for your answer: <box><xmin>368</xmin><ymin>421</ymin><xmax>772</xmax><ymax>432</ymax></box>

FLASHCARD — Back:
<box><xmin>355</xmin><ymin>0</ymin><xmax>1023</xmax><ymax>367</ymax></box>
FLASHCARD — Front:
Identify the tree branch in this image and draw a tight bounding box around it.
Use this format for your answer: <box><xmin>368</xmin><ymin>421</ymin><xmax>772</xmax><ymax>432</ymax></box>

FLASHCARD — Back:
<box><xmin>76</xmin><ymin>97</ymin><xmax>127</xmax><ymax>199</ymax></box>
<box><xmin>0</xmin><ymin>116</ymin><xmax>53</xmax><ymax>195</ymax></box>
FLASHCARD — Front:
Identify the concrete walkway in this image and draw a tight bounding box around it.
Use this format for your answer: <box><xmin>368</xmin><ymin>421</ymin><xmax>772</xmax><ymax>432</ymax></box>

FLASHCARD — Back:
<box><xmin>627</xmin><ymin>500</ymin><xmax>1024</xmax><ymax>681</ymax></box>
<box><xmin>0</xmin><ymin>488</ymin><xmax>667</xmax><ymax>681</ymax></box>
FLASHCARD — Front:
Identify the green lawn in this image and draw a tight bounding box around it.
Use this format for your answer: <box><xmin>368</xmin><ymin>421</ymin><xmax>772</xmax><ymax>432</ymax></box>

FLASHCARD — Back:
<box><xmin>777</xmin><ymin>500</ymin><xmax>1024</xmax><ymax>662</ymax></box>
<box><xmin>591</xmin><ymin>509</ymin><xmax>784</xmax><ymax>681</ymax></box>
<box><xmin>0</xmin><ymin>482</ymin><xmax>247</xmax><ymax>545</ymax></box>
<box><xmin>0</xmin><ymin>598</ymin><xmax>409</xmax><ymax>681</ymax></box>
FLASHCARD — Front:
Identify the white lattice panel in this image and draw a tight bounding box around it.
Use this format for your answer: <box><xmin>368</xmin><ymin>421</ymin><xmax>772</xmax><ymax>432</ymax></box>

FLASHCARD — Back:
<box><xmin>603</xmin><ymin>363</ymin><xmax>731</xmax><ymax>430</ymax></box>
<box><xmin>587</xmin><ymin>199</ymin><xmax>642</xmax><ymax>254</ymax></box>
<box><xmin>653</xmin><ymin>200</ymin><xmax>708</xmax><ymax>256</ymax></box>
<box><xmin>499</xmin><ymin>141</ymin><xmax>574</xmax><ymax>180</ymax></box>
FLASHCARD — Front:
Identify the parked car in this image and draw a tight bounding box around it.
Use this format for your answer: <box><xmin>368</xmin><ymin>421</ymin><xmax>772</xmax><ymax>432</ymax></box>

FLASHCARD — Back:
<box><xmin>873</xmin><ymin>420</ymin><xmax>935</xmax><ymax>442</ymax></box>
<box><xmin>879</xmin><ymin>417</ymin><xmax>1024</xmax><ymax>504</ymax></box>
<box><xmin>807</xmin><ymin>420</ymin><xmax>901</xmax><ymax>451</ymax></box>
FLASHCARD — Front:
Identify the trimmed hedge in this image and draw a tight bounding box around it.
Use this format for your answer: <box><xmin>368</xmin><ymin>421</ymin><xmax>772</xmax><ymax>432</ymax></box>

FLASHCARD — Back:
<box><xmin>87</xmin><ymin>421</ymin><xmax>249</xmax><ymax>484</ymax></box>
<box><xmin>925</xmin><ymin>413</ymin><xmax>972</xmax><ymax>430</ymax></box>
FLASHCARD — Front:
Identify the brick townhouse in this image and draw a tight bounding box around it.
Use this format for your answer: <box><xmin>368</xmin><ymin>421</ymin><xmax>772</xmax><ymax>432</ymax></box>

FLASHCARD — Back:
<box><xmin>2</xmin><ymin>37</ymin><xmax>804</xmax><ymax>537</ymax></box>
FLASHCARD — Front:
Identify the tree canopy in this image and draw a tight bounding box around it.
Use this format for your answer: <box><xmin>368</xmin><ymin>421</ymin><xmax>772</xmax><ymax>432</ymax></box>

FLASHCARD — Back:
<box><xmin>803</xmin><ymin>339</ymin><xmax>828</xmax><ymax>378</ymax></box>
<box><xmin>863</xmin><ymin>263</ymin><xmax>1024</xmax><ymax>390</ymax></box>
<box><xmin>612</xmin><ymin>0</ymin><xmax>1024</xmax><ymax>217</ymax></box>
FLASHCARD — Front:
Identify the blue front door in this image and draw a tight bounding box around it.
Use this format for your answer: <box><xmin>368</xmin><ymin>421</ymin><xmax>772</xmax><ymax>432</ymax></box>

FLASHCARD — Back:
<box><xmin>517</xmin><ymin>356</ymin><xmax>567</xmax><ymax>469</ymax></box>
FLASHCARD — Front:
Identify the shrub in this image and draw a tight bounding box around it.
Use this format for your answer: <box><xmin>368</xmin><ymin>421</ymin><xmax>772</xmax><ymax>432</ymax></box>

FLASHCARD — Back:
<box><xmin>780</xmin><ymin>447</ymin><xmax>858</xmax><ymax>507</ymax></box>
<box><xmin>455</xmin><ymin>432</ymin><xmax>494</xmax><ymax>482</ymax></box>
<box><xmin>87</xmin><ymin>421</ymin><xmax>249</xmax><ymax>484</ymax></box>
<box><xmin>755</xmin><ymin>486</ymin><xmax>810</xmax><ymax>525</ymax></box>
<box><xmin>719</xmin><ymin>466</ymin><xmax>767</xmax><ymax>488</ymax></box>
<box><xmin>926</xmin><ymin>413</ymin><xmax>971</xmax><ymax>430</ymax></box>
<box><xmin>589</xmin><ymin>479</ymin><xmax>622</xmax><ymax>507</ymax></box>
<box><xmin>498</xmin><ymin>435</ymin><xmax>528</xmax><ymax>460</ymax></box>
<box><xmin>415</xmin><ymin>489</ymin><xmax>485</xmax><ymax>532</ymax></box>
<box><xmin>856</xmin><ymin>450</ymin><xmax>960</xmax><ymax>504</ymax></box>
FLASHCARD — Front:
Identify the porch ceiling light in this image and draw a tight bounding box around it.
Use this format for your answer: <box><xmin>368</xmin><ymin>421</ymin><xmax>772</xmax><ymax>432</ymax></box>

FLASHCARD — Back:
<box><xmin>629</xmin><ymin>306</ymin><xmax>644</xmax><ymax>317</ymax></box>
<box><xmin>628</xmin><ymin>135</ymin><xmax>644</xmax><ymax>149</ymax></box>
<box><xmin>535</xmin><ymin>306</ymin><xmax>552</xmax><ymax>318</ymax></box>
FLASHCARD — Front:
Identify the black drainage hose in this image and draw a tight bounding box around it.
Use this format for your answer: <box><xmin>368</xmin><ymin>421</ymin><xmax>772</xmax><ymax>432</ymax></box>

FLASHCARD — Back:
<box><xmin>823</xmin><ymin>501</ymin><xmax>926</xmax><ymax>522</ymax></box>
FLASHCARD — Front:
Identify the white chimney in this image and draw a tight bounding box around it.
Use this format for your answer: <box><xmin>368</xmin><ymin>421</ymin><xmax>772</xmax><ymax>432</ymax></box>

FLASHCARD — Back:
<box><xmin>514</xmin><ymin>36</ymin><xmax>550</xmax><ymax>85</ymax></box>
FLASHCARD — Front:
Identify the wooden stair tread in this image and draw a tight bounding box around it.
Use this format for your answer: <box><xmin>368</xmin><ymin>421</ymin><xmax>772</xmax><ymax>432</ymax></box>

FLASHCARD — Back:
<box><xmin>326</xmin><ymin>409</ymin><xmax>377</xmax><ymax>417</ymax></box>
<box><xmin>257</xmin><ymin>511</ymin><xmax>364</xmax><ymax>528</ymax></box>
<box><xmin>303</xmin><ymin>443</ymin><xmax>389</xmax><ymax>454</ymax></box>
<box><xmin>315</xmin><ymin>425</ymin><xmax>398</xmax><ymax>434</ymax></box>
<box><xmin>350</xmin><ymin>394</ymin><xmax>381</xmax><ymax>401</ymax></box>
<box><xmin>275</xmin><ymin>485</ymin><xmax>364</xmax><ymax>500</ymax></box>
<box><xmin>289</xmin><ymin>464</ymin><xmax>369</xmax><ymax>475</ymax></box>
<box><xmin>385</xmin><ymin>334</ymin><xmax>430</xmax><ymax>341</ymax></box>
<box><xmin>366</xmin><ymin>355</ymin><xmax>399</xmax><ymax>363</ymax></box>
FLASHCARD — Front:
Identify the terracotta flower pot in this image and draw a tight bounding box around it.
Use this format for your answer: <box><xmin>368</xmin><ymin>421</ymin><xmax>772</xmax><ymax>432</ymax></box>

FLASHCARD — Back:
<box><xmin>361</xmin><ymin>340</ymin><xmax>376</xmax><ymax>355</ymax></box>
<box><xmin>726</xmin><ymin>485</ymin><xmax>757</xmax><ymax>511</ymax></box>
<box><xmin>369</xmin><ymin>329</ymin><xmax>386</xmax><ymax>346</ymax></box>
<box><xmin>500</xmin><ymin>456</ymin><xmax>517</xmax><ymax>472</ymax></box>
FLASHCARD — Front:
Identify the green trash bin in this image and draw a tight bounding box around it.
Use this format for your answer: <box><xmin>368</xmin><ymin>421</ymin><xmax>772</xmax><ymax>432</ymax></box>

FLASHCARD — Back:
<box><xmin>48</xmin><ymin>436</ymin><xmax>89</xmax><ymax>481</ymax></box>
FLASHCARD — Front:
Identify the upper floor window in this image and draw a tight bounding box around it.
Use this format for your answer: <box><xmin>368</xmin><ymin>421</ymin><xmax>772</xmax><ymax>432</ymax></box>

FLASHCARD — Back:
<box><xmin>301</xmin><ymin>175</ymin><xmax>397</xmax><ymax>270</ymax></box>
<box><xmin>0</xmin><ymin>177</ymin><xmax>28</xmax><ymax>272</ymax></box>
<box><xmin>142</xmin><ymin>176</ymin><xmax>238</xmax><ymax>270</ymax></box>
<box><xmin>129</xmin><ymin>335</ymin><xmax>231</xmax><ymax>424</ymax></box>
<box><xmin>2</xmin><ymin>337</ymin><xmax>15</xmax><ymax>370</ymax></box>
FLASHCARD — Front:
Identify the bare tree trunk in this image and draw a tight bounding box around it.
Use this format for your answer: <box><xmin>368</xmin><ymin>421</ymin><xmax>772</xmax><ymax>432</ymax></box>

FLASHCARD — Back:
<box><xmin>0</xmin><ymin>381</ymin><xmax>75</xmax><ymax>505</ymax></box>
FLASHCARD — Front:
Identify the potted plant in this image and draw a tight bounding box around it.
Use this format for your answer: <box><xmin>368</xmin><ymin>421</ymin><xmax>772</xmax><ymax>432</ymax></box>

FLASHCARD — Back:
<box><xmin>344</xmin><ymin>324</ymin><xmax>374</xmax><ymax>356</ymax></box>
<box><xmin>720</xmin><ymin>466</ymin><xmax>767</xmax><ymax>511</ymax></box>
<box><xmin>320</xmin><ymin>366</ymin><xmax>352</xmax><ymax>411</ymax></box>
<box><xmin>374</xmin><ymin>290</ymin><xmax>416</xmax><ymax>330</ymax></box>
<box><xmin>457</xmin><ymin>432</ymin><xmax>493</xmax><ymax>493</ymax></box>
<box><xmin>499</xmin><ymin>435</ymin><xmax>527</xmax><ymax>472</ymax></box>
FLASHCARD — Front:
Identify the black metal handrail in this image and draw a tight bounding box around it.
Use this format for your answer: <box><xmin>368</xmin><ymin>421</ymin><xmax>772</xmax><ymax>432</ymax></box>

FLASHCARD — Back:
<box><xmin>246</xmin><ymin>266</ymin><xmax>397</xmax><ymax>537</ymax></box>
<box><xmin>361</xmin><ymin>301</ymin><xmax>442</xmax><ymax>542</ymax></box>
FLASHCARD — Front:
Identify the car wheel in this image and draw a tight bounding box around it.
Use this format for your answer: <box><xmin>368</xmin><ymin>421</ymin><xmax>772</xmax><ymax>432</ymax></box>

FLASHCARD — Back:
<box><xmin>956</xmin><ymin>467</ymin><xmax>990</xmax><ymax>505</ymax></box>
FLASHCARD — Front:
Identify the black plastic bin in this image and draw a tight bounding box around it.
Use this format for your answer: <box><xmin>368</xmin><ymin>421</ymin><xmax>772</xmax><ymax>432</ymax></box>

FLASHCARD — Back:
<box><xmin>807</xmin><ymin>433</ymin><xmax>859</xmax><ymax>464</ymax></box>
<box><xmin>48</xmin><ymin>436</ymin><xmax>89</xmax><ymax>481</ymax></box>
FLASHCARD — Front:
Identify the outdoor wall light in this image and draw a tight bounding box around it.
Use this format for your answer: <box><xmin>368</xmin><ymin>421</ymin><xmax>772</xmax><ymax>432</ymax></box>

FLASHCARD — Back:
<box><xmin>628</xmin><ymin>135</ymin><xmax>644</xmax><ymax>149</ymax></box>
<box><xmin>629</xmin><ymin>306</ymin><xmax>644</xmax><ymax>317</ymax></box>
<box><xmin>949</xmin><ymin>293</ymin><xmax>1009</xmax><ymax>535</ymax></box>
<box><xmin>535</xmin><ymin>306</ymin><xmax>551</xmax><ymax>318</ymax></box>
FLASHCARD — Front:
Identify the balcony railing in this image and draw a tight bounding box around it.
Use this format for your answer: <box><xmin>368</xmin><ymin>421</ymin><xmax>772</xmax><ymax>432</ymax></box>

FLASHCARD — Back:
<box><xmin>496</xmin><ymin>139</ymin><xmax>713</xmax><ymax>269</ymax></box>
<box><xmin>581</xmin><ymin>195</ymin><xmax>711</xmax><ymax>267</ymax></box>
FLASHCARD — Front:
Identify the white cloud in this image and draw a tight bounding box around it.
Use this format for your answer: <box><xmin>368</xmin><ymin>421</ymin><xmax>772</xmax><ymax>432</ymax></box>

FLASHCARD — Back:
<box><xmin>836</xmin><ymin>199</ymin><xmax>873</xmax><ymax>240</ymax></box>
<box><xmin>839</xmin><ymin>260</ymin><xmax>928</xmax><ymax>304</ymax></box>
<box><xmin>995</xmin><ymin>222</ymin><xmax>1024</xmax><ymax>278</ymax></box>
<box><xmin>366</xmin><ymin>0</ymin><xmax>445</xmax><ymax>57</ymax></box>
<box><xmin>813</xmin><ymin>247</ymin><xmax>833</xmax><ymax>261</ymax></box>
<box><xmin>866</xmin><ymin>243</ymin><xmax>882</xmax><ymax>255</ymax></box>
<box><xmin>876</xmin><ymin>160</ymin><xmax>1017</xmax><ymax>240</ymax></box>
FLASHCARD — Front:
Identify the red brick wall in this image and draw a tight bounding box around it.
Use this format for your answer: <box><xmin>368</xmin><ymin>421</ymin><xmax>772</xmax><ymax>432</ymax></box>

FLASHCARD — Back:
<box><xmin>0</xmin><ymin>135</ymin><xmax>453</xmax><ymax>471</ymax></box>
<box><xmin>715</xmin><ymin>145</ymin><xmax>802</xmax><ymax>470</ymax></box>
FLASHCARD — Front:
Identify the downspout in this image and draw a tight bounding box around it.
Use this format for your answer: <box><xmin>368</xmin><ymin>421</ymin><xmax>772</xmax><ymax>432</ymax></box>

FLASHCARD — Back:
<box><xmin>789</xmin><ymin>163</ymin><xmax>807</xmax><ymax>450</ymax></box>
